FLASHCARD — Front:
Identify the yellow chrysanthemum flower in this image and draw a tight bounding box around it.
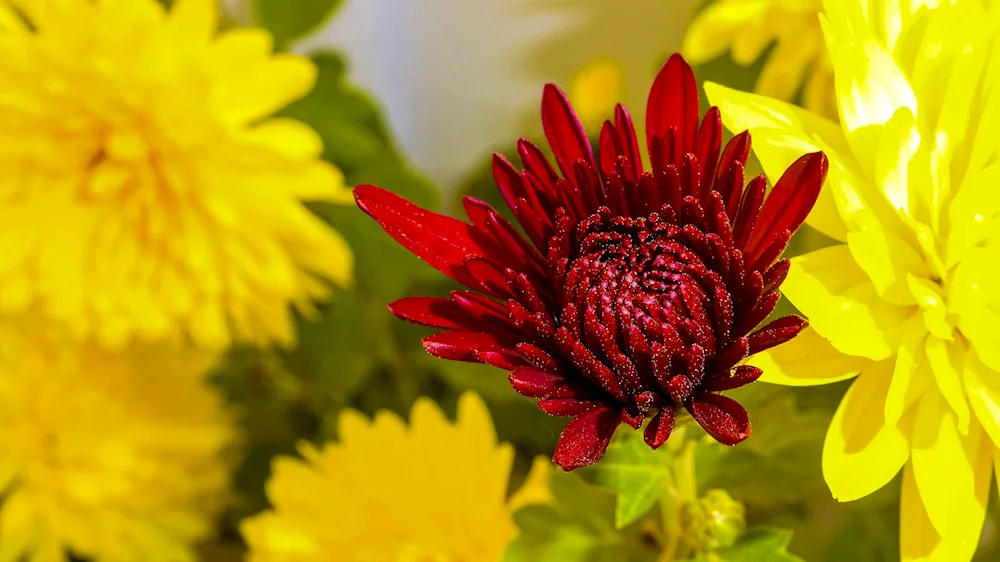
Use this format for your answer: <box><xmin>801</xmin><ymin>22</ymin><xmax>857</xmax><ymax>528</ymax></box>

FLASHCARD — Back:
<box><xmin>0</xmin><ymin>0</ymin><xmax>353</xmax><ymax>350</ymax></box>
<box><xmin>683</xmin><ymin>0</ymin><xmax>837</xmax><ymax>120</ymax></box>
<box><xmin>568</xmin><ymin>59</ymin><xmax>624</xmax><ymax>131</ymax></box>
<box><xmin>241</xmin><ymin>392</ymin><xmax>551</xmax><ymax>562</ymax></box>
<box><xmin>706</xmin><ymin>0</ymin><xmax>1000</xmax><ymax>559</ymax></box>
<box><xmin>0</xmin><ymin>321</ymin><xmax>238</xmax><ymax>561</ymax></box>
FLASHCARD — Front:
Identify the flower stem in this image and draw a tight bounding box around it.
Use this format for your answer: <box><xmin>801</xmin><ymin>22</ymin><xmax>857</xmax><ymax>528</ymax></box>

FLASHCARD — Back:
<box><xmin>657</xmin><ymin>434</ymin><xmax>699</xmax><ymax>562</ymax></box>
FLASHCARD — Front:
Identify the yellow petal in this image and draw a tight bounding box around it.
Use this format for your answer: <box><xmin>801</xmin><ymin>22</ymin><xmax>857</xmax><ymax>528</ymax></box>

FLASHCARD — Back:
<box><xmin>0</xmin><ymin>490</ymin><xmax>40</xmax><ymax>562</ymax></box>
<box><xmin>682</xmin><ymin>1</ymin><xmax>770</xmax><ymax>64</ymax></box>
<box><xmin>822</xmin><ymin>361</ymin><xmax>910</xmax><ymax>501</ymax></box>
<box><xmin>168</xmin><ymin>0</ymin><xmax>216</xmax><ymax>46</ymax></box>
<box><xmin>820</xmin><ymin>1</ymin><xmax>917</xmax><ymax>164</ymax></box>
<box><xmin>703</xmin><ymin>82</ymin><xmax>849</xmax><ymax>241</ymax></box>
<box><xmin>507</xmin><ymin>456</ymin><xmax>553</xmax><ymax>512</ymax></box>
<box><xmin>846</xmin><ymin>229</ymin><xmax>926</xmax><ymax>306</ymax></box>
<box><xmin>872</xmin><ymin>107</ymin><xmax>922</xmax><ymax>219</ymax></box>
<box><xmin>951</xmin><ymin>247</ymin><xmax>1000</xmax><ymax>372</ymax></box>
<box><xmin>924</xmin><ymin>337</ymin><xmax>971</xmax><ymax>434</ymax></box>
<box><xmin>964</xmin><ymin>350</ymin><xmax>1000</xmax><ymax>451</ymax></box>
<box><xmin>885</xmin><ymin>317</ymin><xmax>932</xmax><ymax>427</ymax></box>
<box><xmin>752</xmin><ymin>326</ymin><xmax>867</xmax><ymax>386</ymax></box>
<box><xmin>783</xmin><ymin>245</ymin><xmax>914</xmax><ymax>361</ymax></box>
<box><xmin>906</xmin><ymin>275</ymin><xmax>953</xmax><ymax>341</ymax></box>
<box><xmin>911</xmin><ymin>391</ymin><xmax>990</xmax><ymax>552</ymax></box>
<box><xmin>900</xmin><ymin>461</ymin><xmax>945</xmax><ymax>561</ymax></box>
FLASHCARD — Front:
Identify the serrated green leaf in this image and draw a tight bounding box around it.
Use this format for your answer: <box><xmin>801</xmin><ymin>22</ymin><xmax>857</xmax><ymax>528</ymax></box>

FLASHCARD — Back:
<box><xmin>505</xmin><ymin>469</ymin><xmax>658</xmax><ymax>562</ymax></box>
<box><xmin>585</xmin><ymin>433</ymin><xmax>673</xmax><ymax>529</ymax></box>
<box><xmin>702</xmin><ymin>528</ymin><xmax>804</xmax><ymax>562</ymax></box>
<box><xmin>252</xmin><ymin>0</ymin><xmax>343</xmax><ymax>49</ymax></box>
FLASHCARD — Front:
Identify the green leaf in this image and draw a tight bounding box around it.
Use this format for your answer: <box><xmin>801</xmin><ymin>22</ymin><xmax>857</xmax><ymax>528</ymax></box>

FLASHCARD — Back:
<box><xmin>700</xmin><ymin>528</ymin><xmax>804</xmax><ymax>562</ymax></box>
<box><xmin>282</xmin><ymin>290</ymin><xmax>375</xmax><ymax>405</ymax></box>
<box><xmin>505</xmin><ymin>469</ymin><xmax>658</xmax><ymax>562</ymax></box>
<box><xmin>585</xmin><ymin>432</ymin><xmax>673</xmax><ymax>529</ymax></box>
<box><xmin>252</xmin><ymin>0</ymin><xmax>343</xmax><ymax>49</ymax></box>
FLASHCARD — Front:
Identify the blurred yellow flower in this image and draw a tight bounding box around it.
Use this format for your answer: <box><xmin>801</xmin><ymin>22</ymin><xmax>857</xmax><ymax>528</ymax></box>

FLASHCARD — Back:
<box><xmin>0</xmin><ymin>321</ymin><xmax>237</xmax><ymax>561</ymax></box>
<box><xmin>241</xmin><ymin>392</ymin><xmax>551</xmax><ymax>562</ymax></box>
<box><xmin>706</xmin><ymin>0</ymin><xmax>999</xmax><ymax>559</ymax></box>
<box><xmin>0</xmin><ymin>0</ymin><xmax>353</xmax><ymax>350</ymax></box>
<box><xmin>683</xmin><ymin>0</ymin><xmax>837</xmax><ymax>120</ymax></box>
<box><xmin>568</xmin><ymin>59</ymin><xmax>624</xmax><ymax>131</ymax></box>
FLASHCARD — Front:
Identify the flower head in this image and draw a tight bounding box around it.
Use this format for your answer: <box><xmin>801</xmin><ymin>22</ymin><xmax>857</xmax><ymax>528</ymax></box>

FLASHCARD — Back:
<box><xmin>683</xmin><ymin>0</ymin><xmax>836</xmax><ymax>120</ymax></box>
<box><xmin>0</xmin><ymin>321</ymin><xmax>237</xmax><ymax>561</ymax></box>
<box><xmin>241</xmin><ymin>392</ymin><xmax>548</xmax><ymax>562</ymax></box>
<box><xmin>355</xmin><ymin>54</ymin><xmax>827</xmax><ymax>470</ymax></box>
<box><xmin>707</xmin><ymin>0</ymin><xmax>1000</xmax><ymax>558</ymax></box>
<box><xmin>0</xmin><ymin>0</ymin><xmax>353</xmax><ymax>350</ymax></box>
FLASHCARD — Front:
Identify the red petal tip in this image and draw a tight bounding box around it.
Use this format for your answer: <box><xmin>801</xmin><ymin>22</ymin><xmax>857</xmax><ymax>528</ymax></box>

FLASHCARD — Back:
<box><xmin>552</xmin><ymin>406</ymin><xmax>620</xmax><ymax>470</ymax></box>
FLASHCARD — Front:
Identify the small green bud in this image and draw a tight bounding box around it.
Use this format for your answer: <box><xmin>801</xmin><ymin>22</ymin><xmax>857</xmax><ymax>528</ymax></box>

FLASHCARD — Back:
<box><xmin>681</xmin><ymin>488</ymin><xmax>746</xmax><ymax>552</ymax></box>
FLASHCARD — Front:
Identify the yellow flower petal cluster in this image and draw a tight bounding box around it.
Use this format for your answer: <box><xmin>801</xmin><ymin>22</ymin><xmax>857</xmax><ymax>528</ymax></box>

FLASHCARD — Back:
<box><xmin>706</xmin><ymin>0</ymin><xmax>1000</xmax><ymax>559</ymax></box>
<box><xmin>0</xmin><ymin>0</ymin><xmax>353</xmax><ymax>351</ymax></box>
<box><xmin>683</xmin><ymin>0</ymin><xmax>837</xmax><ymax>120</ymax></box>
<box><xmin>241</xmin><ymin>392</ymin><xmax>550</xmax><ymax>562</ymax></box>
<box><xmin>0</xmin><ymin>321</ymin><xmax>237</xmax><ymax>562</ymax></box>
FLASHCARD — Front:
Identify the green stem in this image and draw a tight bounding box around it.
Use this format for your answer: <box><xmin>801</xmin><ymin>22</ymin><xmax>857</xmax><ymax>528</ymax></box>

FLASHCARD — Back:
<box><xmin>657</xmin><ymin>434</ymin><xmax>700</xmax><ymax>562</ymax></box>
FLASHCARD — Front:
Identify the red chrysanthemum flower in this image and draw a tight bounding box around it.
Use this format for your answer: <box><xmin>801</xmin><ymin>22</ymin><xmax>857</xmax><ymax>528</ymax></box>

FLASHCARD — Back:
<box><xmin>354</xmin><ymin>54</ymin><xmax>827</xmax><ymax>470</ymax></box>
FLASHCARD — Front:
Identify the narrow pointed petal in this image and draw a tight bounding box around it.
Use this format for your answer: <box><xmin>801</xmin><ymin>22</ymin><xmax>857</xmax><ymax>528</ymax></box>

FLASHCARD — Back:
<box><xmin>509</xmin><ymin>367</ymin><xmax>565</xmax><ymax>398</ymax></box>
<box><xmin>643</xmin><ymin>405</ymin><xmax>676</xmax><ymax>449</ymax></box>
<box><xmin>553</xmin><ymin>405</ymin><xmax>620</xmax><ymax>470</ymax></box>
<box><xmin>541</xmin><ymin>84</ymin><xmax>595</xmax><ymax>178</ymax></box>
<box><xmin>744</xmin><ymin>152</ymin><xmax>827</xmax><ymax>263</ymax></box>
<box><xmin>355</xmin><ymin>185</ymin><xmax>484</xmax><ymax>286</ymax></box>
<box><xmin>647</xmin><ymin>54</ymin><xmax>700</xmax><ymax>156</ymax></box>
<box><xmin>422</xmin><ymin>331</ymin><xmax>516</xmax><ymax>363</ymax></box>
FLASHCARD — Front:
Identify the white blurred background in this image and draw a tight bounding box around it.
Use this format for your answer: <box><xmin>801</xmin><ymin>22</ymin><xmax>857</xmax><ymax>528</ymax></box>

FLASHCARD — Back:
<box><xmin>228</xmin><ymin>0</ymin><xmax>698</xmax><ymax>193</ymax></box>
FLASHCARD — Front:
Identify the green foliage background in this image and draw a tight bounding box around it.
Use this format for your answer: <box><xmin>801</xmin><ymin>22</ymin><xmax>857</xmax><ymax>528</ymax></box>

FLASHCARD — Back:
<box><xmin>194</xmin><ymin>1</ymin><xmax>1000</xmax><ymax>561</ymax></box>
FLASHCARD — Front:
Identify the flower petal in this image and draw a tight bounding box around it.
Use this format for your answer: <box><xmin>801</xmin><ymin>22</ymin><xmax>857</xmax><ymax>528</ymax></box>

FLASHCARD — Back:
<box><xmin>752</xmin><ymin>326</ymin><xmax>868</xmax><ymax>387</ymax></box>
<box><xmin>783</xmin><ymin>244</ymin><xmax>914</xmax><ymax>361</ymax></box>
<box><xmin>703</xmin><ymin>82</ymin><xmax>850</xmax><ymax>242</ymax></box>
<box><xmin>965</xmin><ymin>350</ymin><xmax>1000</xmax><ymax>451</ymax></box>
<box><xmin>354</xmin><ymin>185</ymin><xmax>486</xmax><ymax>288</ymax></box>
<box><xmin>643</xmin><ymin>405</ymin><xmax>676</xmax><ymax>450</ymax></box>
<box><xmin>552</xmin><ymin>405</ymin><xmax>620</xmax><ymax>470</ymax></box>
<box><xmin>910</xmin><ymin>390</ymin><xmax>991</xmax><ymax>556</ymax></box>
<box><xmin>688</xmin><ymin>392</ymin><xmax>750</xmax><ymax>445</ymax></box>
<box><xmin>822</xmin><ymin>361</ymin><xmax>909</xmax><ymax>501</ymax></box>
<box><xmin>924</xmin><ymin>337</ymin><xmax>971</xmax><ymax>435</ymax></box>
<box><xmin>541</xmin><ymin>84</ymin><xmax>595</xmax><ymax>179</ymax></box>
<box><xmin>820</xmin><ymin>0</ymin><xmax>917</xmax><ymax>161</ymax></box>
<box><xmin>646</xmin><ymin>54</ymin><xmax>700</xmax><ymax>155</ymax></box>
<box><xmin>744</xmin><ymin>151</ymin><xmax>827</xmax><ymax>265</ymax></box>
<box><xmin>846</xmin><ymin>229</ymin><xmax>927</xmax><ymax>306</ymax></box>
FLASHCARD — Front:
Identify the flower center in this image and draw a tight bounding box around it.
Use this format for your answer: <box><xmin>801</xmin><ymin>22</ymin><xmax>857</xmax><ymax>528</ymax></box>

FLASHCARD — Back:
<box><xmin>547</xmin><ymin>205</ymin><xmax>747</xmax><ymax>426</ymax></box>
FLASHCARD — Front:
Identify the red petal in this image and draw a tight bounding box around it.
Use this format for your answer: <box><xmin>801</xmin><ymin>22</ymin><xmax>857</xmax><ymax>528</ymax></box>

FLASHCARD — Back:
<box><xmin>539</xmin><ymin>398</ymin><xmax>598</xmax><ymax>417</ymax></box>
<box><xmin>705</xmin><ymin>365</ymin><xmax>763</xmax><ymax>392</ymax></box>
<box><xmin>541</xmin><ymin>84</ymin><xmax>595</xmax><ymax>179</ymax></box>
<box><xmin>492</xmin><ymin>153</ymin><xmax>526</xmax><ymax>213</ymax></box>
<box><xmin>474</xmin><ymin>348</ymin><xmax>526</xmax><ymax>370</ymax></box>
<box><xmin>646</xmin><ymin>54</ymin><xmax>699</xmax><ymax>157</ymax></box>
<box><xmin>388</xmin><ymin>297</ymin><xmax>472</xmax><ymax>330</ymax></box>
<box><xmin>553</xmin><ymin>405</ymin><xmax>621</xmax><ymax>470</ymax></box>
<box><xmin>747</xmin><ymin>315</ymin><xmax>808</xmax><ymax>354</ymax></box>
<box><xmin>509</xmin><ymin>366</ymin><xmax>565</xmax><ymax>398</ymax></box>
<box><xmin>354</xmin><ymin>185</ymin><xmax>485</xmax><ymax>287</ymax></box>
<box><xmin>688</xmin><ymin>392</ymin><xmax>751</xmax><ymax>445</ymax></box>
<box><xmin>614</xmin><ymin>104</ymin><xmax>643</xmax><ymax>180</ymax></box>
<box><xmin>422</xmin><ymin>331</ymin><xmax>516</xmax><ymax>363</ymax></box>
<box><xmin>643</xmin><ymin>405</ymin><xmax>676</xmax><ymax>449</ymax></box>
<box><xmin>744</xmin><ymin>152</ymin><xmax>828</xmax><ymax>262</ymax></box>
<box><xmin>695</xmin><ymin>107</ymin><xmax>722</xmax><ymax>191</ymax></box>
